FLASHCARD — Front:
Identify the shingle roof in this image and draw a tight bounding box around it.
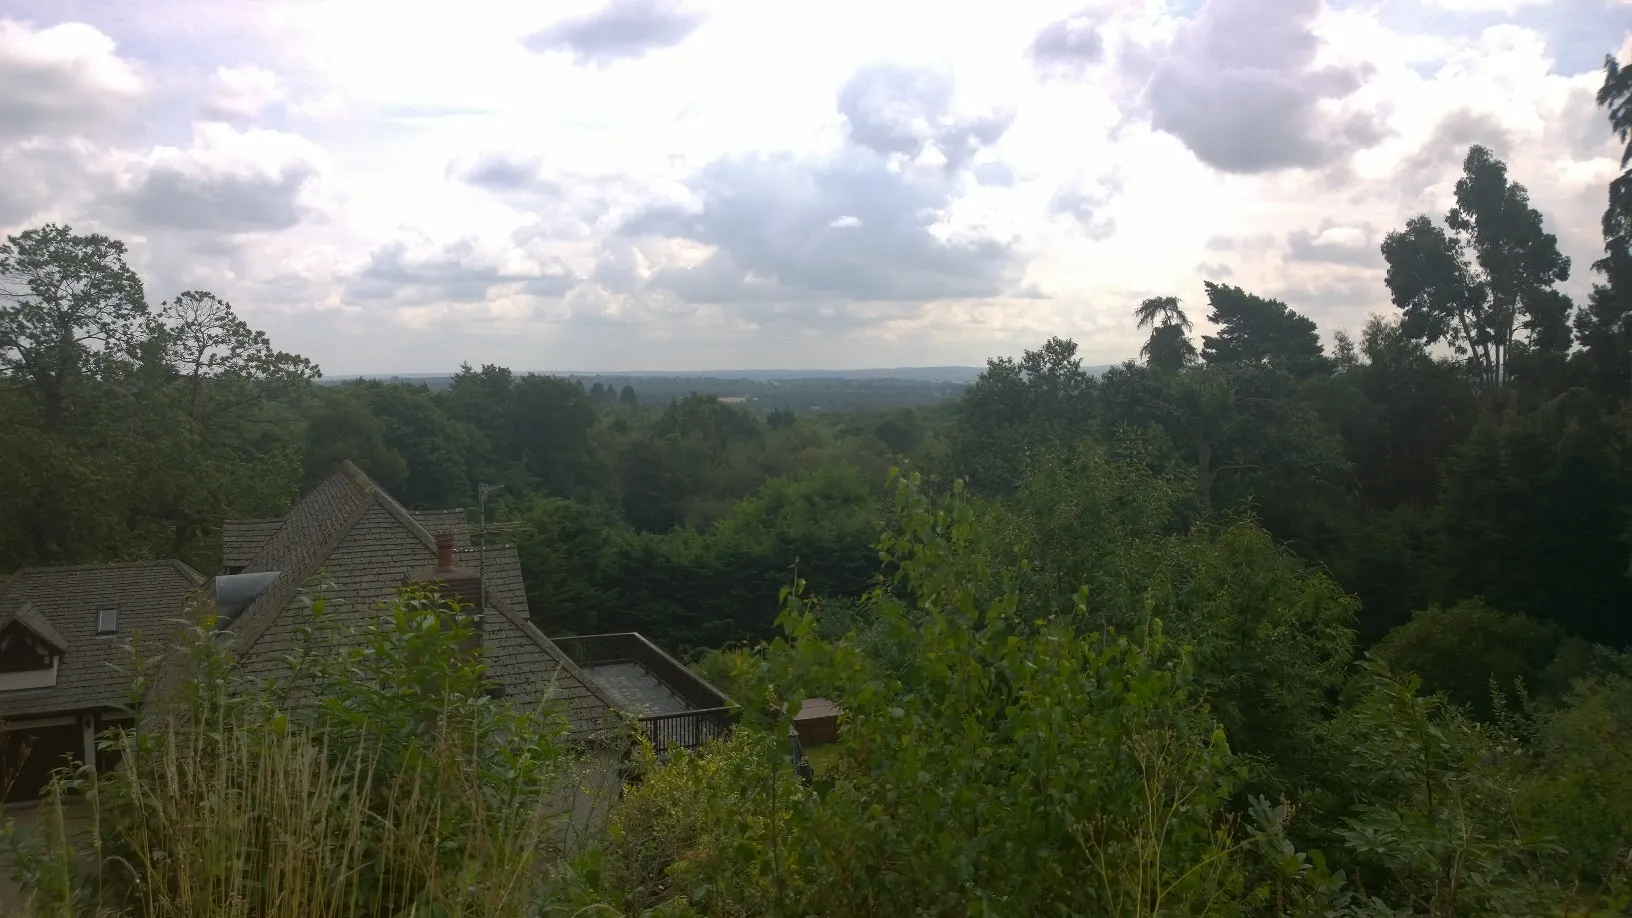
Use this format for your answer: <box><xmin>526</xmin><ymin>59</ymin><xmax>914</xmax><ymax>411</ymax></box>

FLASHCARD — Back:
<box><xmin>453</xmin><ymin>545</ymin><xmax>529</xmax><ymax>619</ymax></box>
<box><xmin>411</xmin><ymin>510</ymin><xmax>472</xmax><ymax>548</ymax></box>
<box><xmin>220</xmin><ymin>518</ymin><xmax>285</xmax><ymax>570</ymax></box>
<box><xmin>4</xmin><ymin>602</ymin><xmax>69</xmax><ymax>654</ymax></box>
<box><xmin>0</xmin><ymin>561</ymin><xmax>206</xmax><ymax>719</ymax></box>
<box><xmin>224</xmin><ymin>509</ymin><xmax>471</xmax><ymax>571</ymax></box>
<box><xmin>219</xmin><ymin>461</ymin><xmax>618</xmax><ymax>738</ymax></box>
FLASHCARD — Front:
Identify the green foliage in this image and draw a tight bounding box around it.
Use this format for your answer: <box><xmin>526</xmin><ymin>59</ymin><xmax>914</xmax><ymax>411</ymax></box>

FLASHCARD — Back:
<box><xmin>513</xmin><ymin>496</ymin><xmax>623</xmax><ymax>634</ymax></box>
<box><xmin>341</xmin><ymin>379</ymin><xmax>473</xmax><ymax>508</ymax></box>
<box><xmin>303</xmin><ymin>387</ymin><xmax>408</xmax><ymax>490</ymax></box>
<box><xmin>0</xmin><ymin>224</ymin><xmax>313</xmax><ymax>573</ymax></box>
<box><xmin>1372</xmin><ymin>599</ymin><xmax>1566</xmax><ymax>719</ymax></box>
<box><xmin>1323</xmin><ymin>660</ymin><xmax>1564</xmax><ymax>916</ymax></box>
<box><xmin>0</xmin><ymin>223</ymin><xmax>149</xmax><ymax>428</ymax></box>
<box><xmin>1135</xmin><ymin>296</ymin><xmax>1199</xmax><ymax>372</ymax></box>
<box><xmin>598</xmin><ymin>471</ymin><xmax>1271</xmax><ymax>916</ymax></box>
<box><xmin>994</xmin><ymin>438</ymin><xmax>1358</xmax><ymax>788</ymax></box>
<box><xmin>1381</xmin><ymin>145</ymin><xmax>1572</xmax><ymax>406</ymax></box>
<box><xmin>949</xmin><ymin>336</ymin><xmax>1097</xmax><ymax>493</ymax></box>
<box><xmin>1515</xmin><ymin>650</ymin><xmax>1632</xmax><ymax>884</ymax></box>
<box><xmin>1199</xmin><ymin>281</ymin><xmax>1328</xmax><ymax>378</ymax></box>
<box><xmin>1434</xmin><ymin>406</ymin><xmax>1632</xmax><ymax>646</ymax></box>
<box><xmin>600</xmin><ymin>730</ymin><xmax>807</xmax><ymax>916</ymax></box>
<box><xmin>575</xmin><ymin>466</ymin><xmax>881</xmax><ymax>649</ymax></box>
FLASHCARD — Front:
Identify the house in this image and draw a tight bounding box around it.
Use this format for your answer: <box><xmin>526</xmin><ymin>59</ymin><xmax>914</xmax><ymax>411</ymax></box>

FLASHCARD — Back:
<box><xmin>0</xmin><ymin>460</ymin><xmax>735</xmax><ymax>803</ymax></box>
<box><xmin>0</xmin><ymin>561</ymin><xmax>205</xmax><ymax>801</ymax></box>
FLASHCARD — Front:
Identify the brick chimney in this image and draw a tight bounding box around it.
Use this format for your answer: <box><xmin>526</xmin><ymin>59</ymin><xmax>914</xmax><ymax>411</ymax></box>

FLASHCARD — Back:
<box><xmin>407</xmin><ymin>532</ymin><xmax>484</xmax><ymax>655</ymax></box>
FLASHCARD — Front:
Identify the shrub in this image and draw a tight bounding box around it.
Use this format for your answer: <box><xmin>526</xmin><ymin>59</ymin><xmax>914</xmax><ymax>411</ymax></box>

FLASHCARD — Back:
<box><xmin>1372</xmin><ymin>599</ymin><xmax>1565</xmax><ymax>719</ymax></box>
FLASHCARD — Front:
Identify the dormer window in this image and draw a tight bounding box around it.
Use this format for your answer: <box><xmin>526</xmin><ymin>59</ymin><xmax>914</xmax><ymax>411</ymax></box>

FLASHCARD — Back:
<box><xmin>0</xmin><ymin>628</ymin><xmax>53</xmax><ymax>673</ymax></box>
<box><xmin>97</xmin><ymin>607</ymin><xmax>118</xmax><ymax>635</ymax></box>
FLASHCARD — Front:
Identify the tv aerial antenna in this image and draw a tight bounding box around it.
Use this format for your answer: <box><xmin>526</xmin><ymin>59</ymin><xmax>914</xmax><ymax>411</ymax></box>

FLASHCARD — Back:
<box><xmin>475</xmin><ymin>483</ymin><xmax>530</xmax><ymax>610</ymax></box>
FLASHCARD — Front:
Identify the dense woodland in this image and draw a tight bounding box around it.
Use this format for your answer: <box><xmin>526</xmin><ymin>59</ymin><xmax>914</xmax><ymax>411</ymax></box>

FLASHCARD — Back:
<box><xmin>1</xmin><ymin>56</ymin><xmax>1631</xmax><ymax>918</ymax></box>
<box><xmin>330</xmin><ymin>372</ymin><xmax>979</xmax><ymax>413</ymax></box>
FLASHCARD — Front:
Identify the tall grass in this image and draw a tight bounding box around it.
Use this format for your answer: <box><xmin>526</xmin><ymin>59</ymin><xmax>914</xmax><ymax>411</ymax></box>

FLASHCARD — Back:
<box><xmin>1</xmin><ymin>584</ymin><xmax>627</xmax><ymax>917</ymax></box>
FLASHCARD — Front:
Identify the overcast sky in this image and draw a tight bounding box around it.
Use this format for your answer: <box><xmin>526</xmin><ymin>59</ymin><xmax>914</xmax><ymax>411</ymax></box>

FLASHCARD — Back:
<box><xmin>1</xmin><ymin>0</ymin><xmax>1628</xmax><ymax>374</ymax></box>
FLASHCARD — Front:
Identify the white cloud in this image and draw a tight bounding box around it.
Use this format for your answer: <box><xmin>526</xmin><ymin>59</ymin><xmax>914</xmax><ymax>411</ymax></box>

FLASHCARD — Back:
<box><xmin>0</xmin><ymin>1</ymin><xmax>1624</xmax><ymax>372</ymax></box>
<box><xmin>0</xmin><ymin>19</ymin><xmax>145</xmax><ymax>141</ymax></box>
<box><xmin>201</xmin><ymin>65</ymin><xmax>285</xmax><ymax>120</ymax></box>
<box><xmin>1424</xmin><ymin>0</ymin><xmax>1552</xmax><ymax>11</ymax></box>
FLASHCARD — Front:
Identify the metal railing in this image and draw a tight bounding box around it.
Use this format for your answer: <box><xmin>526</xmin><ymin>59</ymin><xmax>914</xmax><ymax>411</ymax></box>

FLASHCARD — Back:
<box><xmin>552</xmin><ymin>632</ymin><xmax>737</xmax><ymax>751</ymax></box>
<box><xmin>642</xmin><ymin>706</ymin><xmax>736</xmax><ymax>752</ymax></box>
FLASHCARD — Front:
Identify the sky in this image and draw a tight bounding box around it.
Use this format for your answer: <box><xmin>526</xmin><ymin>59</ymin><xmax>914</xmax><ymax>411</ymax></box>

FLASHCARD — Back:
<box><xmin>1</xmin><ymin>0</ymin><xmax>1628</xmax><ymax>374</ymax></box>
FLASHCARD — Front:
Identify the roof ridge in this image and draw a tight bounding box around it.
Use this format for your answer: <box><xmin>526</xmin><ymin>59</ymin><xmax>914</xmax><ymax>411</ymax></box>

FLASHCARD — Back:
<box><xmin>347</xmin><ymin>489</ymin><xmax>617</xmax><ymax>718</ymax></box>
<box><xmin>227</xmin><ymin>488</ymin><xmax>377</xmax><ymax>655</ymax></box>
<box><xmin>238</xmin><ymin>465</ymin><xmax>372</xmax><ymax>574</ymax></box>
<box><xmin>12</xmin><ymin>559</ymin><xmax>205</xmax><ymax>576</ymax></box>
<box><xmin>2</xmin><ymin>601</ymin><xmax>69</xmax><ymax>654</ymax></box>
<box><xmin>329</xmin><ymin>460</ymin><xmax>449</xmax><ymax>555</ymax></box>
<box><xmin>478</xmin><ymin>578</ymin><xmax>624</xmax><ymax>721</ymax></box>
<box><xmin>166</xmin><ymin>559</ymin><xmax>207</xmax><ymax>588</ymax></box>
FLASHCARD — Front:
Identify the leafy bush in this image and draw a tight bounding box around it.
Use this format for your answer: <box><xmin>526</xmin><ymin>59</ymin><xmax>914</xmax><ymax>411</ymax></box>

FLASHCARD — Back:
<box><xmin>596</xmin><ymin>471</ymin><xmax>1299</xmax><ymax>916</ymax></box>
<box><xmin>599</xmin><ymin>730</ymin><xmax>808</xmax><ymax>917</ymax></box>
<box><xmin>1514</xmin><ymin>650</ymin><xmax>1632</xmax><ymax>885</ymax></box>
<box><xmin>1372</xmin><ymin>599</ymin><xmax>1566</xmax><ymax>719</ymax></box>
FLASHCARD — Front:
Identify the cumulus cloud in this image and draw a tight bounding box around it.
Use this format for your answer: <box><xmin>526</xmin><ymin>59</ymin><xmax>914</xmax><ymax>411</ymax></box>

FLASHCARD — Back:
<box><xmin>458</xmin><ymin>152</ymin><xmax>551</xmax><ymax>192</ymax></box>
<box><xmin>836</xmin><ymin>63</ymin><xmax>1014</xmax><ymax>173</ymax></box>
<box><xmin>1271</xmin><ymin>275</ymin><xmax>1383</xmax><ymax>317</ymax></box>
<box><xmin>346</xmin><ymin>237</ymin><xmax>579</xmax><ymax>307</ymax></box>
<box><xmin>523</xmin><ymin>0</ymin><xmax>708</xmax><ymax>66</ymax></box>
<box><xmin>0</xmin><ymin>0</ymin><xmax>1619</xmax><ymax>370</ymax></box>
<box><xmin>200</xmin><ymin>65</ymin><xmax>285</xmax><ymax>120</ymax></box>
<box><xmin>122</xmin><ymin>124</ymin><xmax>325</xmax><ymax>233</ymax></box>
<box><xmin>623</xmin><ymin>151</ymin><xmax>1021</xmax><ymax>308</ymax></box>
<box><xmin>1048</xmin><ymin>173</ymin><xmax>1122</xmax><ymax>241</ymax></box>
<box><xmin>1285</xmin><ymin>221</ymin><xmax>1382</xmax><ymax>267</ymax></box>
<box><xmin>1126</xmin><ymin>0</ymin><xmax>1385</xmax><ymax>174</ymax></box>
<box><xmin>1028</xmin><ymin>7</ymin><xmax>1107</xmax><ymax>77</ymax></box>
<box><xmin>0</xmin><ymin>19</ymin><xmax>145</xmax><ymax>142</ymax></box>
<box><xmin>1426</xmin><ymin>0</ymin><xmax>1551</xmax><ymax>9</ymax></box>
<box><xmin>1394</xmin><ymin>108</ymin><xmax>1516</xmax><ymax>202</ymax></box>
<box><xmin>0</xmin><ymin>139</ymin><xmax>104</xmax><ymax>225</ymax></box>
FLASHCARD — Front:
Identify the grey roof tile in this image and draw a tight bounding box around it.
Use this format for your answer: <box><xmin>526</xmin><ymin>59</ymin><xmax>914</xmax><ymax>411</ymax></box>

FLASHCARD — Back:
<box><xmin>0</xmin><ymin>561</ymin><xmax>206</xmax><ymax>719</ymax></box>
<box><xmin>224</xmin><ymin>509</ymin><xmax>470</xmax><ymax>571</ymax></box>
<box><xmin>218</xmin><ymin>462</ymin><xmax>619</xmax><ymax>738</ymax></box>
<box><xmin>4</xmin><ymin>602</ymin><xmax>69</xmax><ymax>654</ymax></box>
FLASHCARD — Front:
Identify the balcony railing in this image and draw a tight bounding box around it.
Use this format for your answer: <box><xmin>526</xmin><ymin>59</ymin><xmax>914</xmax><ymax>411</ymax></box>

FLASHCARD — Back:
<box><xmin>642</xmin><ymin>706</ymin><xmax>736</xmax><ymax>752</ymax></box>
<box><xmin>552</xmin><ymin>632</ymin><xmax>737</xmax><ymax>751</ymax></box>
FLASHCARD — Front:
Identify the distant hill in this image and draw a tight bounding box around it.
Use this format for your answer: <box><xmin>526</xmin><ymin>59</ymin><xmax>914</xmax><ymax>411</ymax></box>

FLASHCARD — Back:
<box><xmin>319</xmin><ymin>364</ymin><xmax>1116</xmax><ymax>412</ymax></box>
<box><xmin>324</xmin><ymin>364</ymin><xmax>1115</xmax><ymax>385</ymax></box>
<box><xmin>562</xmin><ymin>366</ymin><xmax>989</xmax><ymax>382</ymax></box>
<box><xmin>330</xmin><ymin>366</ymin><xmax>990</xmax><ymax>384</ymax></box>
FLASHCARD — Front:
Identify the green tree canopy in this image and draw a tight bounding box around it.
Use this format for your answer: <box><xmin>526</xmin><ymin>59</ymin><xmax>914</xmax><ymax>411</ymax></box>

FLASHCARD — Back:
<box><xmin>1199</xmin><ymin>281</ymin><xmax>1327</xmax><ymax>377</ymax></box>
<box><xmin>1382</xmin><ymin>145</ymin><xmax>1572</xmax><ymax>406</ymax></box>
<box><xmin>0</xmin><ymin>224</ymin><xmax>149</xmax><ymax>427</ymax></box>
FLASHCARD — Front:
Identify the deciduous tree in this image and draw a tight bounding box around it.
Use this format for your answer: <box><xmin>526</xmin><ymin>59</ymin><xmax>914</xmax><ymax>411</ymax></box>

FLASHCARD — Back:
<box><xmin>0</xmin><ymin>224</ymin><xmax>149</xmax><ymax>427</ymax></box>
<box><xmin>1382</xmin><ymin>145</ymin><xmax>1572</xmax><ymax>408</ymax></box>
